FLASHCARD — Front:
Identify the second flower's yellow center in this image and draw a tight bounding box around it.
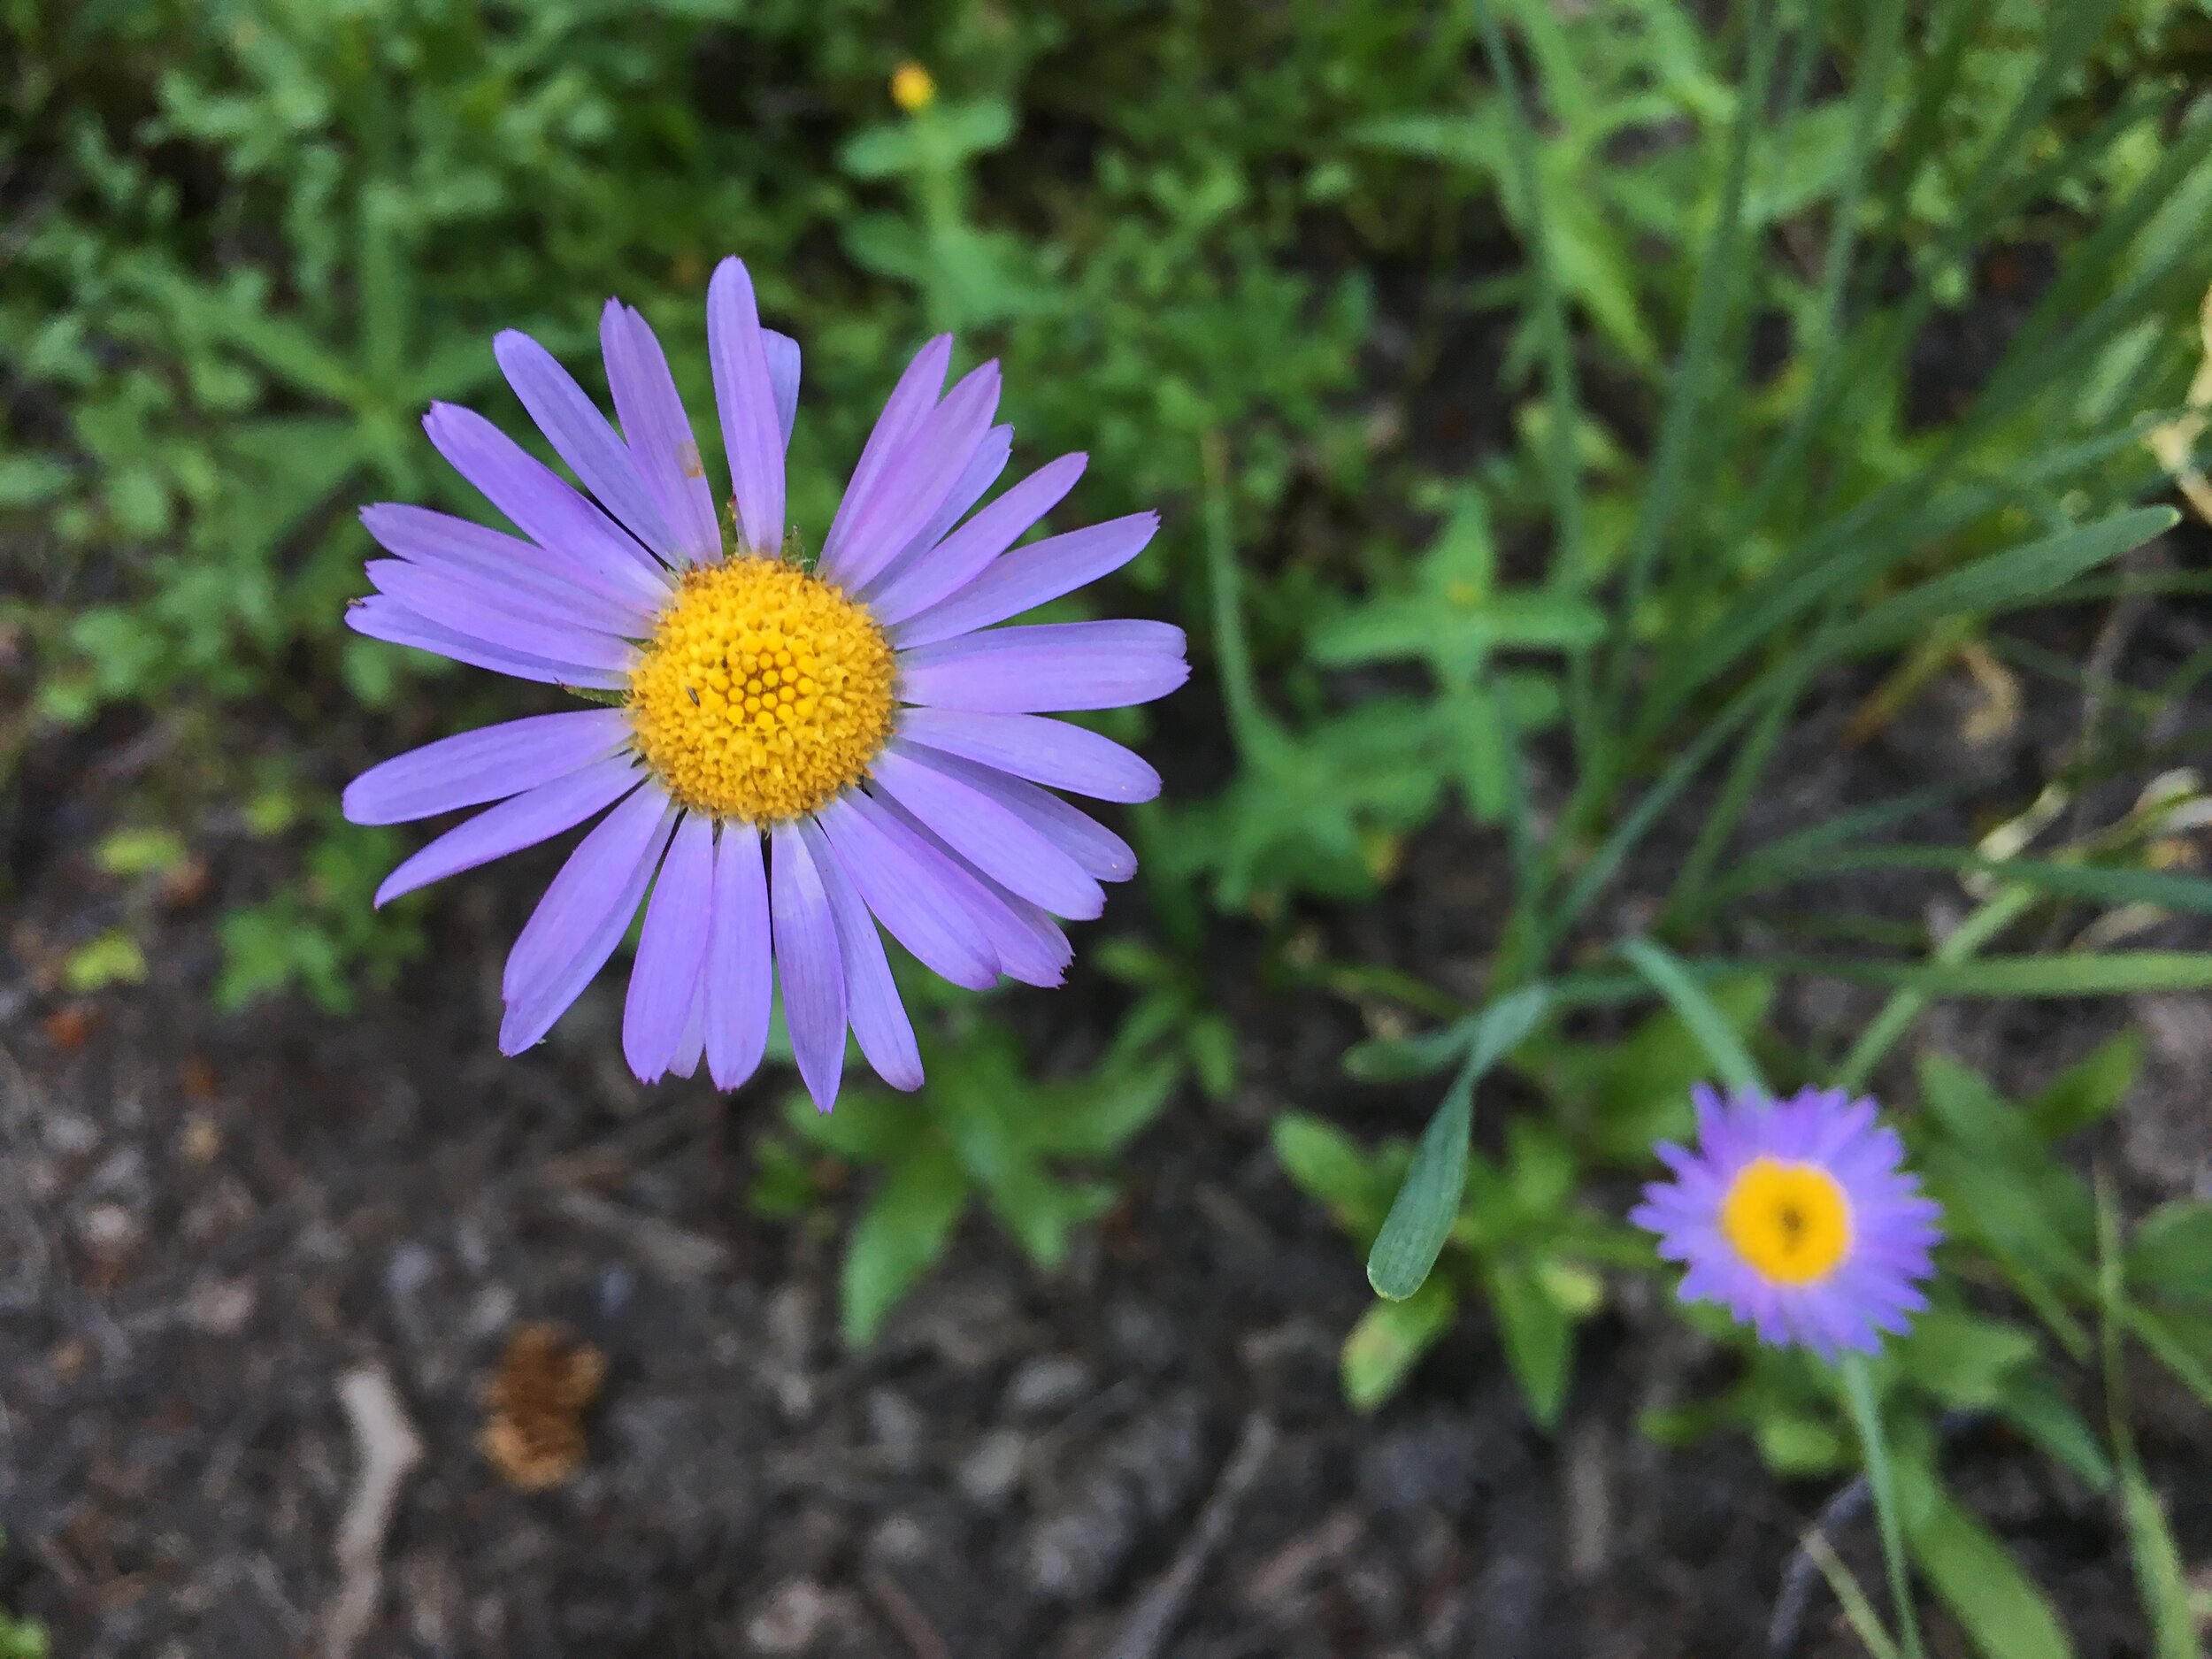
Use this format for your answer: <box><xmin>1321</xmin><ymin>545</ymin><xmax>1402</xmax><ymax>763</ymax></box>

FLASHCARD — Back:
<box><xmin>1720</xmin><ymin>1157</ymin><xmax>1853</xmax><ymax>1286</ymax></box>
<box><xmin>626</xmin><ymin>557</ymin><xmax>895</xmax><ymax>823</ymax></box>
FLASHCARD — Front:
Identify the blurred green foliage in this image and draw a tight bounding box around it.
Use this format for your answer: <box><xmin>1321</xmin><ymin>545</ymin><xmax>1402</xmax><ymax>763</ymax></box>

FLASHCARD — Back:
<box><xmin>12</xmin><ymin>0</ymin><xmax>2212</xmax><ymax>1647</ymax></box>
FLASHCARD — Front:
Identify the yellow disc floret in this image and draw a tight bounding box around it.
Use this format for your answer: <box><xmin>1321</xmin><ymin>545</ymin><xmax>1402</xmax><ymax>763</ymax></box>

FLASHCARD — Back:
<box><xmin>627</xmin><ymin>557</ymin><xmax>895</xmax><ymax>823</ymax></box>
<box><xmin>1720</xmin><ymin>1157</ymin><xmax>1854</xmax><ymax>1286</ymax></box>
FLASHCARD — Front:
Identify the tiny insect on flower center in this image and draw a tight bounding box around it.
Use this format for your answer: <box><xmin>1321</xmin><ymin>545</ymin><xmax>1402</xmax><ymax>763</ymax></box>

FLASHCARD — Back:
<box><xmin>626</xmin><ymin>557</ymin><xmax>895</xmax><ymax>823</ymax></box>
<box><xmin>1720</xmin><ymin>1156</ymin><xmax>1853</xmax><ymax>1286</ymax></box>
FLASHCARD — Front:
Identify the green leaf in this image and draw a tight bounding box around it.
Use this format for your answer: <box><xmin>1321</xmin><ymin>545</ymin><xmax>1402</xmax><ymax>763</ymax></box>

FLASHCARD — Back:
<box><xmin>1341</xmin><ymin>1276</ymin><xmax>1458</xmax><ymax>1413</ymax></box>
<box><xmin>61</xmin><ymin>930</ymin><xmax>148</xmax><ymax>993</ymax></box>
<box><xmin>1893</xmin><ymin>1309</ymin><xmax>2038</xmax><ymax>1409</ymax></box>
<box><xmin>1994</xmin><ymin>1376</ymin><xmax>2113</xmax><ymax>1494</ymax></box>
<box><xmin>1273</xmin><ymin>1113</ymin><xmax>1394</xmax><ymax>1240</ymax></box>
<box><xmin>1366</xmin><ymin>986</ymin><xmax>1554</xmax><ymax>1300</ymax></box>
<box><xmin>1026</xmin><ymin>1056</ymin><xmax>1179</xmax><ymax>1157</ymax></box>
<box><xmin>2128</xmin><ymin>1202</ymin><xmax>2212</xmax><ymax>1303</ymax></box>
<box><xmin>1617</xmin><ymin>937</ymin><xmax>1768</xmax><ymax>1094</ymax></box>
<box><xmin>1840</xmin><ymin>507</ymin><xmax>2177</xmax><ymax>651</ymax></box>
<box><xmin>841</xmin><ymin>1146</ymin><xmax>969</xmax><ymax>1347</ymax></box>
<box><xmin>1755</xmin><ymin>1410</ymin><xmax>1847</xmax><ymax>1477</ymax></box>
<box><xmin>2025</xmin><ymin>1031</ymin><xmax>2140</xmax><ymax>1139</ymax></box>
<box><xmin>2120</xmin><ymin>1463</ymin><xmax>2196</xmax><ymax>1659</ymax></box>
<box><xmin>1904</xmin><ymin>1479</ymin><xmax>2078</xmax><ymax>1659</ymax></box>
<box><xmin>1486</xmin><ymin>1259</ymin><xmax>1574</xmax><ymax>1429</ymax></box>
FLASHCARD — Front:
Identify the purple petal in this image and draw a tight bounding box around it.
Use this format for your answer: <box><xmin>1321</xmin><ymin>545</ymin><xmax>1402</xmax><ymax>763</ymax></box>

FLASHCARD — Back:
<box><xmin>892</xmin><ymin>511</ymin><xmax>1160</xmax><ymax>648</ymax></box>
<box><xmin>500</xmin><ymin>784</ymin><xmax>680</xmax><ymax>1050</ymax></box>
<box><xmin>494</xmin><ymin>328</ymin><xmax>678</xmax><ymax>562</ymax></box>
<box><xmin>706</xmin><ymin>257</ymin><xmax>787</xmax><ymax>553</ymax></box>
<box><xmin>365</xmin><ymin>561</ymin><xmax>641</xmax><ymax>666</ymax></box>
<box><xmin>814</xmin><ymin>793</ymin><xmax>999</xmax><ymax>990</ymax></box>
<box><xmin>506</xmin><ymin>787</ymin><xmax>677</xmax><ymax>1044</ymax></box>
<box><xmin>865</xmin><ymin>743</ymin><xmax>1103</xmax><ymax>919</ymax></box>
<box><xmin>601</xmin><ymin>301</ymin><xmax>721</xmax><ymax>564</ymax></box>
<box><xmin>422</xmin><ymin>403</ymin><xmax>668</xmax><ymax>605</ymax></box>
<box><xmin>706</xmin><ymin>825</ymin><xmax>774</xmax><ymax>1092</ymax></box>
<box><xmin>764</xmin><ymin>329</ymin><xmax>802</xmax><ymax>451</ymax></box>
<box><xmin>344</xmin><ymin>709</ymin><xmax>633</xmax><ymax>826</ymax></box>
<box><xmin>802</xmin><ymin>820</ymin><xmax>923</xmax><ymax>1091</ymax></box>
<box><xmin>360</xmin><ymin>503</ymin><xmax>660</xmax><ymax>634</ymax></box>
<box><xmin>894</xmin><ymin>708</ymin><xmax>1160</xmax><ymax>803</ymax></box>
<box><xmin>859</xmin><ymin>424</ymin><xmax>1012</xmax><ymax>603</ymax></box>
<box><xmin>866</xmin><ymin>453</ymin><xmax>1088</xmax><ymax>626</ymax></box>
<box><xmin>822</xmin><ymin>334</ymin><xmax>952</xmax><ymax>571</ymax></box>
<box><xmin>864</xmin><ymin>792</ymin><xmax>1072</xmax><ymax>987</ymax></box>
<box><xmin>671</xmin><ymin>973</ymin><xmax>708</xmax><ymax>1079</ymax></box>
<box><xmin>623</xmin><ymin>810</ymin><xmax>716</xmax><ymax>1082</ymax></box>
<box><xmin>915</xmin><ymin>750</ymin><xmax>1135</xmax><ymax>880</ymax></box>
<box><xmin>896</xmin><ymin>620</ymin><xmax>1189</xmax><ymax>712</ymax></box>
<box><xmin>771</xmin><ymin>822</ymin><xmax>848</xmax><ymax>1111</ymax></box>
<box><xmin>373</xmin><ymin>755</ymin><xmax>643</xmax><ymax>906</ymax></box>
<box><xmin>345</xmin><ymin>595</ymin><xmax>629</xmax><ymax>689</ymax></box>
<box><xmin>819</xmin><ymin>361</ymin><xmax>1002</xmax><ymax>591</ymax></box>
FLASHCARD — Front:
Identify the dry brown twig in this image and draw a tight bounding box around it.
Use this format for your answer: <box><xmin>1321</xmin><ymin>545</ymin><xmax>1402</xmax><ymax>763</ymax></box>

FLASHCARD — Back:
<box><xmin>323</xmin><ymin>1366</ymin><xmax>424</xmax><ymax>1659</ymax></box>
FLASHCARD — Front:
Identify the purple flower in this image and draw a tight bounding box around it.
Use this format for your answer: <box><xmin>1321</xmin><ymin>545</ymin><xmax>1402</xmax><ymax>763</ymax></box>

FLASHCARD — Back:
<box><xmin>342</xmin><ymin>257</ymin><xmax>1185</xmax><ymax>1110</ymax></box>
<box><xmin>1630</xmin><ymin>1086</ymin><xmax>1942</xmax><ymax>1359</ymax></box>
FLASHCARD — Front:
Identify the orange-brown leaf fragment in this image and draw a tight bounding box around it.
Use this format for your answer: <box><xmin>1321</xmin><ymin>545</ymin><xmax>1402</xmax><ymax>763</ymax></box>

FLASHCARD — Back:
<box><xmin>481</xmin><ymin>1322</ymin><xmax>606</xmax><ymax>1491</ymax></box>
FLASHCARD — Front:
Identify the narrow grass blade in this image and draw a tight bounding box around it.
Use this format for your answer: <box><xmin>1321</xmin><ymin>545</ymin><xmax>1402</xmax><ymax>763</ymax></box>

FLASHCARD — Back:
<box><xmin>1619</xmin><ymin>937</ymin><xmax>1769</xmax><ymax>1095</ymax></box>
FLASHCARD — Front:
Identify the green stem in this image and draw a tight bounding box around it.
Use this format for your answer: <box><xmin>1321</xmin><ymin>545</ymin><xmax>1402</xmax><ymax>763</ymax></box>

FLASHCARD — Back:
<box><xmin>1841</xmin><ymin>1354</ymin><xmax>1925</xmax><ymax>1659</ymax></box>
<box><xmin>1199</xmin><ymin>430</ymin><xmax>1275</xmax><ymax>763</ymax></box>
<box><xmin>1833</xmin><ymin>883</ymin><xmax>2037</xmax><ymax>1091</ymax></box>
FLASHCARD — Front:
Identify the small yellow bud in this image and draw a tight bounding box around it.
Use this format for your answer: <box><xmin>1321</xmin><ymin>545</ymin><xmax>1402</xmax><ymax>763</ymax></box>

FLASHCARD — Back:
<box><xmin>890</xmin><ymin>61</ymin><xmax>936</xmax><ymax>114</ymax></box>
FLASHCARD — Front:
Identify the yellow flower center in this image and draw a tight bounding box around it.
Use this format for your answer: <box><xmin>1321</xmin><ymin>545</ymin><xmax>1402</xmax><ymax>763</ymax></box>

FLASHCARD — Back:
<box><xmin>626</xmin><ymin>557</ymin><xmax>895</xmax><ymax>823</ymax></box>
<box><xmin>1720</xmin><ymin>1157</ymin><xmax>1853</xmax><ymax>1286</ymax></box>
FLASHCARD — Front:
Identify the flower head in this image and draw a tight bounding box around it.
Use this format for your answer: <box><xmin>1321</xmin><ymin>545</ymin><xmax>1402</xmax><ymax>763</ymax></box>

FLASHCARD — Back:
<box><xmin>343</xmin><ymin>257</ymin><xmax>1185</xmax><ymax>1110</ymax></box>
<box><xmin>1630</xmin><ymin>1086</ymin><xmax>1941</xmax><ymax>1359</ymax></box>
<box><xmin>890</xmin><ymin>62</ymin><xmax>936</xmax><ymax>114</ymax></box>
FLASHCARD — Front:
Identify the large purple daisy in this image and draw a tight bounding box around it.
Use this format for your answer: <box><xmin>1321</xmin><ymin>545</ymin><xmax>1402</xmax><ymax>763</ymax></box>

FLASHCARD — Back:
<box><xmin>1630</xmin><ymin>1086</ymin><xmax>1942</xmax><ymax>1359</ymax></box>
<box><xmin>342</xmin><ymin>257</ymin><xmax>1185</xmax><ymax>1110</ymax></box>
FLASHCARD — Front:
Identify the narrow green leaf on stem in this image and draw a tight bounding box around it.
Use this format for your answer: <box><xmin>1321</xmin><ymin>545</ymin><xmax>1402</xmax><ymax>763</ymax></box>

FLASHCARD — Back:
<box><xmin>1619</xmin><ymin>936</ymin><xmax>1769</xmax><ymax>1095</ymax></box>
<box><xmin>1366</xmin><ymin>986</ymin><xmax>1554</xmax><ymax>1301</ymax></box>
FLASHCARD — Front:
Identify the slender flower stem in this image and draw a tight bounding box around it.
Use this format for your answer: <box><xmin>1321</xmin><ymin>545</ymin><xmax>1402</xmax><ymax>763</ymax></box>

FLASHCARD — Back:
<box><xmin>1841</xmin><ymin>1355</ymin><xmax>1924</xmax><ymax>1659</ymax></box>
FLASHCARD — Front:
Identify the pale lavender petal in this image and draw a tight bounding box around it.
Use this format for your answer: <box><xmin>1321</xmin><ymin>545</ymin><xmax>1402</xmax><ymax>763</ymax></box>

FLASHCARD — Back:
<box><xmin>803</xmin><ymin>820</ymin><xmax>923</xmax><ymax>1091</ymax></box>
<box><xmin>865</xmin><ymin>743</ymin><xmax>1103</xmax><ymax>919</ymax></box>
<box><xmin>361</xmin><ymin>503</ymin><xmax>660</xmax><ymax>634</ymax></box>
<box><xmin>814</xmin><ymin>793</ymin><xmax>998</xmax><ymax>990</ymax></box>
<box><xmin>822</xmin><ymin>334</ymin><xmax>951</xmax><ymax>569</ymax></box>
<box><xmin>764</xmin><ymin>329</ymin><xmax>801</xmax><ymax>450</ymax></box>
<box><xmin>344</xmin><ymin>709</ymin><xmax>632</xmax><ymax>825</ymax></box>
<box><xmin>864</xmin><ymin>792</ymin><xmax>1071</xmax><ymax>987</ymax></box>
<box><xmin>893</xmin><ymin>708</ymin><xmax>1160</xmax><ymax>803</ymax></box>
<box><xmin>365</xmin><ymin>561</ymin><xmax>641</xmax><ymax>665</ymax></box>
<box><xmin>345</xmin><ymin>595</ymin><xmax>629</xmax><ymax>689</ymax></box>
<box><xmin>917</xmin><ymin>750</ymin><xmax>1136</xmax><ymax>880</ymax></box>
<box><xmin>706</xmin><ymin>257</ymin><xmax>786</xmax><ymax>553</ymax></box>
<box><xmin>864</xmin><ymin>453</ymin><xmax>1087</xmax><ymax>625</ymax></box>
<box><xmin>858</xmin><ymin>424</ymin><xmax>1011</xmax><ymax>603</ymax></box>
<box><xmin>501</xmin><ymin>785</ymin><xmax>680</xmax><ymax>1050</ymax></box>
<box><xmin>820</xmin><ymin>361</ymin><xmax>1001</xmax><ymax>591</ymax></box>
<box><xmin>706</xmin><ymin>825</ymin><xmax>773</xmax><ymax>1092</ymax></box>
<box><xmin>422</xmin><ymin>403</ymin><xmax>668</xmax><ymax>605</ymax></box>
<box><xmin>601</xmin><ymin>301</ymin><xmax>721</xmax><ymax>564</ymax></box>
<box><xmin>624</xmin><ymin>810</ymin><xmax>717</xmax><ymax>1082</ymax></box>
<box><xmin>896</xmin><ymin>620</ymin><xmax>1189</xmax><ymax>712</ymax></box>
<box><xmin>495</xmin><ymin>328</ymin><xmax>678</xmax><ymax>561</ymax></box>
<box><xmin>373</xmin><ymin>755</ymin><xmax>643</xmax><ymax>906</ymax></box>
<box><xmin>772</xmin><ymin>823</ymin><xmax>849</xmax><ymax>1111</ymax></box>
<box><xmin>671</xmin><ymin>973</ymin><xmax>708</xmax><ymax>1079</ymax></box>
<box><xmin>892</xmin><ymin>511</ymin><xmax>1160</xmax><ymax>648</ymax></box>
